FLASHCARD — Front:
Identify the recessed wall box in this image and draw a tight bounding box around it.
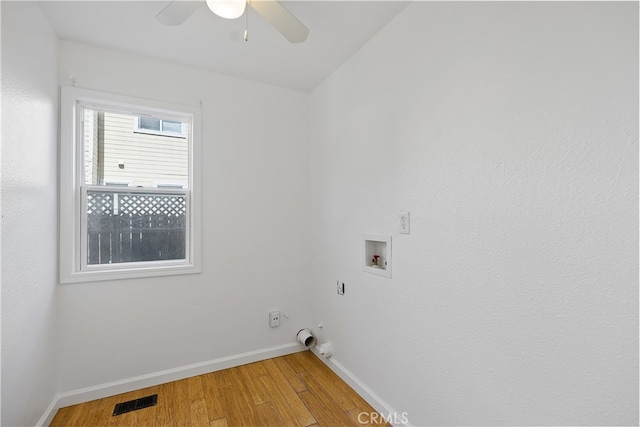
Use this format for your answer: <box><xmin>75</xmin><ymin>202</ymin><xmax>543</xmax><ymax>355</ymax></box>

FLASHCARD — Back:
<box><xmin>363</xmin><ymin>234</ymin><xmax>391</xmax><ymax>278</ymax></box>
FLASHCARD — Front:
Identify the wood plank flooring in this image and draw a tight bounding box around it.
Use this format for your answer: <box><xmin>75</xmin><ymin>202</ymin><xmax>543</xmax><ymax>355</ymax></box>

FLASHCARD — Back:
<box><xmin>50</xmin><ymin>351</ymin><xmax>389</xmax><ymax>427</ymax></box>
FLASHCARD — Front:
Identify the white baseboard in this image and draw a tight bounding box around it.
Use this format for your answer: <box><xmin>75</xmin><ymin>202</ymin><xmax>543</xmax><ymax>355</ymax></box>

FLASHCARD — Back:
<box><xmin>309</xmin><ymin>346</ymin><xmax>412</xmax><ymax>427</ymax></box>
<box><xmin>37</xmin><ymin>342</ymin><xmax>305</xmax><ymax>427</ymax></box>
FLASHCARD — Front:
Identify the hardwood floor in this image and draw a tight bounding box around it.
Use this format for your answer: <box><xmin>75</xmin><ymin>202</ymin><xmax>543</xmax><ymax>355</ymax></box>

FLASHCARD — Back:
<box><xmin>50</xmin><ymin>351</ymin><xmax>389</xmax><ymax>427</ymax></box>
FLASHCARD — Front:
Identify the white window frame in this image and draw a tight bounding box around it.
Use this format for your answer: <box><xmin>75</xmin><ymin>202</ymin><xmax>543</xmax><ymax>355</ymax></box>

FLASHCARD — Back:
<box><xmin>60</xmin><ymin>86</ymin><xmax>201</xmax><ymax>283</ymax></box>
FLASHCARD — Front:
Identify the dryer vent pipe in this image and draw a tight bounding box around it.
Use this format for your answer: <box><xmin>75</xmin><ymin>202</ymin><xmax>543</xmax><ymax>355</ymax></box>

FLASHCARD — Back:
<box><xmin>296</xmin><ymin>328</ymin><xmax>316</xmax><ymax>348</ymax></box>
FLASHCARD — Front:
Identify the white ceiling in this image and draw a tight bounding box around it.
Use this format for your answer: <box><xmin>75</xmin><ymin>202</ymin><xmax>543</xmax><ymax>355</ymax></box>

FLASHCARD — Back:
<box><xmin>38</xmin><ymin>1</ymin><xmax>409</xmax><ymax>92</ymax></box>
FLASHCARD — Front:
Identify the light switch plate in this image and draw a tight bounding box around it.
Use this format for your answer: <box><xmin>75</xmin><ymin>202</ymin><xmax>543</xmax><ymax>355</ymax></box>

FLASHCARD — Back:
<box><xmin>399</xmin><ymin>211</ymin><xmax>410</xmax><ymax>234</ymax></box>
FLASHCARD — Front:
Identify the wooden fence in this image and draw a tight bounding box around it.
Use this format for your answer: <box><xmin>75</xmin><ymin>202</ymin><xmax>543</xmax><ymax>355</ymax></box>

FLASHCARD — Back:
<box><xmin>87</xmin><ymin>190</ymin><xmax>186</xmax><ymax>264</ymax></box>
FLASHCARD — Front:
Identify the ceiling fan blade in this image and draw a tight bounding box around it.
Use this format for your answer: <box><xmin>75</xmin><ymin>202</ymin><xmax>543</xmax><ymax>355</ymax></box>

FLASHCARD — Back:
<box><xmin>247</xmin><ymin>0</ymin><xmax>309</xmax><ymax>43</ymax></box>
<box><xmin>156</xmin><ymin>1</ymin><xmax>203</xmax><ymax>26</ymax></box>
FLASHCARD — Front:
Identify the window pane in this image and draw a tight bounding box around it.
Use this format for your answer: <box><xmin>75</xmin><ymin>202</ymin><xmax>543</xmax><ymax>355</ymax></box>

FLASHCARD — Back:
<box><xmin>86</xmin><ymin>189</ymin><xmax>186</xmax><ymax>265</ymax></box>
<box><xmin>161</xmin><ymin>120</ymin><xmax>183</xmax><ymax>134</ymax></box>
<box><xmin>138</xmin><ymin>117</ymin><xmax>161</xmax><ymax>131</ymax></box>
<box><xmin>82</xmin><ymin>107</ymin><xmax>189</xmax><ymax>188</ymax></box>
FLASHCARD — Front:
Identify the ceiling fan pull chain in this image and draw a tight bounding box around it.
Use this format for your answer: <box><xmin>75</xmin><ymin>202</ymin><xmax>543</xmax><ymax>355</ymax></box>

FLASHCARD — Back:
<box><xmin>244</xmin><ymin>7</ymin><xmax>249</xmax><ymax>42</ymax></box>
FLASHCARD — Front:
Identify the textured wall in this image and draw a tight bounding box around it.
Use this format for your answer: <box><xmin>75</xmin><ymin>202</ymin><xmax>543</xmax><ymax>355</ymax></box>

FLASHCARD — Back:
<box><xmin>1</xmin><ymin>2</ymin><xmax>60</xmax><ymax>426</ymax></box>
<box><xmin>2</xmin><ymin>2</ymin><xmax>638</xmax><ymax>426</ymax></box>
<box><xmin>56</xmin><ymin>41</ymin><xmax>312</xmax><ymax>393</ymax></box>
<box><xmin>309</xmin><ymin>2</ymin><xmax>638</xmax><ymax>425</ymax></box>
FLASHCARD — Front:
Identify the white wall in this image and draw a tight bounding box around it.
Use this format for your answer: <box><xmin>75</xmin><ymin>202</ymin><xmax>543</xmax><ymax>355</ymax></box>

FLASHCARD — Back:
<box><xmin>56</xmin><ymin>41</ymin><xmax>311</xmax><ymax>393</ymax></box>
<box><xmin>2</xmin><ymin>2</ymin><xmax>638</xmax><ymax>426</ymax></box>
<box><xmin>309</xmin><ymin>2</ymin><xmax>638</xmax><ymax>426</ymax></box>
<box><xmin>1</xmin><ymin>2</ymin><xmax>60</xmax><ymax>426</ymax></box>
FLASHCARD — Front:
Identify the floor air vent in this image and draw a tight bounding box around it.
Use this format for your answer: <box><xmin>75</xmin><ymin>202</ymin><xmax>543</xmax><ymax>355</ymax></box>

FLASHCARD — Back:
<box><xmin>112</xmin><ymin>394</ymin><xmax>158</xmax><ymax>416</ymax></box>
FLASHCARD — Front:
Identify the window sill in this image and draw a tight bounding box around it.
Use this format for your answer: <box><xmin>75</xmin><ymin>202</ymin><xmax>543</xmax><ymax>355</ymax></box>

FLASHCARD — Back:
<box><xmin>60</xmin><ymin>263</ymin><xmax>201</xmax><ymax>284</ymax></box>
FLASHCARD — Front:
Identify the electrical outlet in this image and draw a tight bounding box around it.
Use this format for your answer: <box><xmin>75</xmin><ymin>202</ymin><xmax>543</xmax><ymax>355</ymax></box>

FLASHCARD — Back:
<box><xmin>269</xmin><ymin>311</ymin><xmax>280</xmax><ymax>328</ymax></box>
<box><xmin>337</xmin><ymin>281</ymin><xmax>345</xmax><ymax>295</ymax></box>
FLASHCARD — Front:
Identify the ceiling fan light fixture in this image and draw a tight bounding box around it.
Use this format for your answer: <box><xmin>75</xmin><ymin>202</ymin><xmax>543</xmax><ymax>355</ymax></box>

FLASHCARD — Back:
<box><xmin>206</xmin><ymin>0</ymin><xmax>246</xmax><ymax>19</ymax></box>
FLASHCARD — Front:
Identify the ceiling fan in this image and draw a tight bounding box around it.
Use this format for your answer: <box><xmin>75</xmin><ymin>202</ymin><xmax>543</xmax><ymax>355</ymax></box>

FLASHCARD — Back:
<box><xmin>156</xmin><ymin>0</ymin><xmax>309</xmax><ymax>43</ymax></box>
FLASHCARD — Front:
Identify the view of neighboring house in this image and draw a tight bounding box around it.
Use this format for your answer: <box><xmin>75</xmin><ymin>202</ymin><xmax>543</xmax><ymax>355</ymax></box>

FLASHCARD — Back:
<box><xmin>83</xmin><ymin>109</ymin><xmax>189</xmax><ymax>188</ymax></box>
<box><xmin>81</xmin><ymin>107</ymin><xmax>191</xmax><ymax>265</ymax></box>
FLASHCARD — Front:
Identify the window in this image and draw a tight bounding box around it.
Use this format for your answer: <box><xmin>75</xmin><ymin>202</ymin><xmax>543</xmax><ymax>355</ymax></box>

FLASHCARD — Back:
<box><xmin>135</xmin><ymin>117</ymin><xmax>187</xmax><ymax>138</ymax></box>
<box><xmin>60</xmin><ymin>87</ymin><xmax>201</xmax><ymax>283</ymax></box>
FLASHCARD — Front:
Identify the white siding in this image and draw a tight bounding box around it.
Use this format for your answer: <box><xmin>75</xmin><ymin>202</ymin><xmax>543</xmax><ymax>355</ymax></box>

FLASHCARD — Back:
<box><xmin>83</xmin><ymin>109</ymin><xmax>99</xmax><ymax>184</ymax></box>
<box><xmin>100</xmin><ymin>112</ymin><xmax>189</xmax><ymax>187</ymax></box>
